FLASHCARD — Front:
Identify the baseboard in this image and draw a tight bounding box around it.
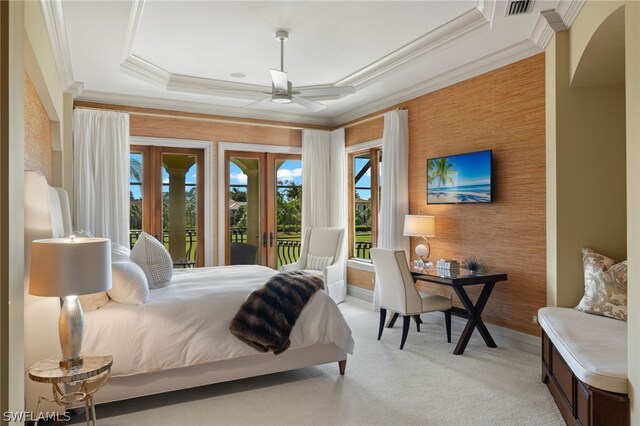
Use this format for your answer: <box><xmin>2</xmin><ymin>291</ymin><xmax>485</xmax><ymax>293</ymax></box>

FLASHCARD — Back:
<box><xmin>347</xmin><ymin>284</ymin><xmax>374</xmax><ymax>303</ymax></box>
<box><xmin>346</xmin><ymin>284</ymin><xmax>541</xmax><ymax>355</ymax></box>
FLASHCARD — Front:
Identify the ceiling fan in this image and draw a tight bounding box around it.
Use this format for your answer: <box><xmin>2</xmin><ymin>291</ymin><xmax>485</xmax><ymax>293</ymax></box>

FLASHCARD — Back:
<box><xmin>244</xmin><ymin>30</ymin><xmax>356</xmax><ymax>112</ymax></box>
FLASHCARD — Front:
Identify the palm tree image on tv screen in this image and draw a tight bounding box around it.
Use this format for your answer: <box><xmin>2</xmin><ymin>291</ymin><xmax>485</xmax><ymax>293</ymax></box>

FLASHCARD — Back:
<box><xmin>427</xmin><ymin>150</ymin><xmax>492</xmax><ymax>204</ymax></box>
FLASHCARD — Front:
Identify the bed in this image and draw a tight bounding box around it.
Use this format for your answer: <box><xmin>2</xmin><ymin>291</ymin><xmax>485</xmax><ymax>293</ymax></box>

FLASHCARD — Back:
<box><xmin>24</xmin><ymin>170</ymin><xmax>354</xmax><ymax>412</ymax></box>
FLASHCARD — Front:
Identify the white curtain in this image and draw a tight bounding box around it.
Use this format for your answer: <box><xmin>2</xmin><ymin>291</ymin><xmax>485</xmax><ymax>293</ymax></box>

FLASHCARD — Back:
<box><xmin>301</xmin><ymin>128</ymin><xmax>347</xmax><ymax>232</ymax></box>
<box><xmin>373</xmin><ymin>109</ymin><xmax>410</xmax><ymax>310</ymax></box>
<box><xmin>329</xmin><ymin>128</ymin><xmax>347</xmax><ymax>261</ymax></box>
<box><xmin>74</xmin><ymin>108</ymin><xmax>130</xmax><ymax>247</ymax></box>
<box><xmin>301</xmin><ymin>129</ymin><xmax>332</xmax><ymax>231</ymax></box>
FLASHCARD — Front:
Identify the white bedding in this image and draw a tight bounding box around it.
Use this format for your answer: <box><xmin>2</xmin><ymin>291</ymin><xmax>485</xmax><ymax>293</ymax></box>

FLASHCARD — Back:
<box><xmin>83</xmin><ymin>265</ymin><xmax>354</xmax><ymax>377</ymax></box>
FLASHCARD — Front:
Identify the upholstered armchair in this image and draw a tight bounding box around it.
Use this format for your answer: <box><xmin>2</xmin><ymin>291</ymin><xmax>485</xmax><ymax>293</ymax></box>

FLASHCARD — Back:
<box><xmin>370</xmin><ymin>248</ymin><xmax>452</xmax><ymax>350</ymax></box>
<box><xmin>281</xmin><ymin>227</ymin><xmax>346</xmax><ymax>304</ymax></box>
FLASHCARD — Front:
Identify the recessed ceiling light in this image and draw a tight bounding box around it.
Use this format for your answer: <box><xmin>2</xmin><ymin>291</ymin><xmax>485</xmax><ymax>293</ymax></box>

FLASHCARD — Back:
<box><xmin>230</xmin><ymin>72</ymin><xmax>246</xmax><ymax>78</ymax></box>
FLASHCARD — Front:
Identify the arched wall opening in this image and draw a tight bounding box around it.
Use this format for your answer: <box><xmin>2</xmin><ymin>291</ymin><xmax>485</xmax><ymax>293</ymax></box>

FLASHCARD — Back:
<box><xmin>546</xmin><ymin>3</ymin><xmax>627</xmax><ymax>308</ymax></box>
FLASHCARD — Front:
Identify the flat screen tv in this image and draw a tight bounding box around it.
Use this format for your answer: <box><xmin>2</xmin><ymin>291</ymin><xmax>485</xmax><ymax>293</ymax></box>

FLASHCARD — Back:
<box><xmin>427</xmin><ymin>150</ymin><xmax>492</xmax><ymax>204</ymax></box>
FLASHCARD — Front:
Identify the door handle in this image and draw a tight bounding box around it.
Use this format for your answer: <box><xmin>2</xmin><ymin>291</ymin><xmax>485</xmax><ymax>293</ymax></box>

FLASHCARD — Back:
<box><xmin>269</xmin><ymin>232</ymin><xmax>274</xmax><ymax>248</ymax></box>
<box><xmin>262</xmin><ymin>232</ymin><xmax>267</xmax><ymax>248</ymax></box>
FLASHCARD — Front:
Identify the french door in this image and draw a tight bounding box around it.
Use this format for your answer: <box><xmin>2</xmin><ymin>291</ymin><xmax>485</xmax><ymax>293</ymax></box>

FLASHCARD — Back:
<box><xmin>225</xmin><ymin>151</ymin><xmax>302</xmax><ymax>269</ymax></box>
<box><xmin>130</xmin><ymin>145</ymin><xmax>205</xmax><ymax>267</ymax></box>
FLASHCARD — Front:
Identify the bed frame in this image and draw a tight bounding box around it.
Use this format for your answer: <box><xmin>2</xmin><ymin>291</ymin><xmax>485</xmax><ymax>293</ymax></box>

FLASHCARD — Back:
<box><xmin>90</xmin><ymin>345</ymin><xmax>347</xmax><ymax>405</ymax></box>
<box><xmin>24</xmin><ymin>171</ymin><xmax>348</xmax><ymax>413</ymax></box>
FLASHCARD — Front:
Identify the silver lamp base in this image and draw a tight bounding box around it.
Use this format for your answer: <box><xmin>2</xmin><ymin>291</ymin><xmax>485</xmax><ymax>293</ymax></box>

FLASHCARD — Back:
<box><xmin>59</xmin><ymin>295</ymin><xmax>84</xmax><ymax>369</ymax></box>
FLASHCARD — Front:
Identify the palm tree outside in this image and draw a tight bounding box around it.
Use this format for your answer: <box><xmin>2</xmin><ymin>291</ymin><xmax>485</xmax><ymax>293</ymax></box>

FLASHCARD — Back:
<box><xmin>130</xmin><ymin>156</ymin><xmax>142</xmax><ymax>182</ymax></box>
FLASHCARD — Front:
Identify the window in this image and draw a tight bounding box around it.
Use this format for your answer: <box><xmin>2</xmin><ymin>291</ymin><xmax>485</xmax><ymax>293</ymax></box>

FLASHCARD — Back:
<box><xmin>349</xmin><ymin>147</ymin><xmax>382</xmax><ymax>260</ymax></box>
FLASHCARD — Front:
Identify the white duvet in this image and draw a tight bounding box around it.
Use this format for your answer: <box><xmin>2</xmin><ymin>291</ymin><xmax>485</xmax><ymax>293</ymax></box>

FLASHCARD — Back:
<box><xmin>83</xmin><ymin>265</ymin><xmax>354</xmax><ymax>377</ymax></box>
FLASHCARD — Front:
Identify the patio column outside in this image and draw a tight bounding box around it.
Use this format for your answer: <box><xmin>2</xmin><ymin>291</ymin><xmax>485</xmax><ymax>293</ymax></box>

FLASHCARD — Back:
<box><xmin>164</xmin><ymin>154</ymin><xmax>196</xmax><ymax>261</ymax></box>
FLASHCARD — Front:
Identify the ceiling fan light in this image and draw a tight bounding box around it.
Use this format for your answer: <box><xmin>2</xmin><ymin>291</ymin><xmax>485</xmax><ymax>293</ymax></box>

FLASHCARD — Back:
<box><xmin>272</xmin><ymin>93</ymin><xmax>292</xmax><ymax>104</ymax></box>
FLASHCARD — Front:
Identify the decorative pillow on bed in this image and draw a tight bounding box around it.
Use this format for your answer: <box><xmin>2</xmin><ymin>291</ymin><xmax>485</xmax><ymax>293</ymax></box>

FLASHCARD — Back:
<box><xmin>575</xmin><ymin>248</ymin><xmax>627</xmax><ymax>321</ymax></box>
<box><xmin>108</xmin><ymin>256</ymin><xmax>149</xmax><ymax>304</ymax></box>
<box><xmin>130</xmin><ymin>232</ymin><xmax>173</xmax><ymax>289</ymax></box>
<box><xmin>112</xmin><ymin>242</ymin><xmax>131</xmax><ymax>258</ymax></box>
<box><xmin>306</xmin><ymin>254</ymin><xmax>333</xmax><ymax>271</ymax></box>
<box><xmin>79</xmin><ymin>243</ymin><xmax>132</xmax><ymax>309</ymax></box>
<box><xmin>79</xmin><ymin>292</ymin><xmax>109</xmax><ymax>311</ymax></box>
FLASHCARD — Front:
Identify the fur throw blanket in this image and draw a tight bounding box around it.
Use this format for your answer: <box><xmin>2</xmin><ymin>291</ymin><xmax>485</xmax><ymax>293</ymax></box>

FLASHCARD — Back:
<box><xmin>229</xmin><ymin>271</ymin><xmax>324</xmax><ymax>355</ymax></box>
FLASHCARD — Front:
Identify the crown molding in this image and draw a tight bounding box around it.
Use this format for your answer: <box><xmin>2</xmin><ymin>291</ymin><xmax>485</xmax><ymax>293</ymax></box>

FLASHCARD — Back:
<box><xmin>120</xmin><ymin>54</ymin><xmax>171</xmax><ymax>86</ymax></box>
<box><xmin>335</xmin><ymin>5</ymin><xmax>492</xmax><ymax>88</ymax></box>
<box><xmin>333</xmin><ymin>39</ymin><xmax>542</xmax><ymax>127</ymax></box>
<box><xmin>122</xmin><ymin>0</ymin><xmax>146</xmax><ymax>62</ymax></box>
<box><xmin>166</xmin><ymin>74</ymin><xmax>269</xmax><ymax>101</ymax></box>
<box><xmin>529</xmin><ymin>0</ymin><xmax>585</xmax><ymax>49</ymax></box>
<box><xmin>556</xmin><ymin>0</ymin><xmax>585</xmax><ymax>29</ymax></box>
<box><xmin>119</xmin><ymin>1</ymin><xmax>494</xmax><ymax>101</ymax></box>
<box><xmin>39</xmin><ymin>0</ymin><xmax>84</xmax><ymax>97</ymax></box>
<box><xmin>76</xmin><ymin>90</ymin><xmax>334</xmax><ymax>127</ymax></box>
<box><xmin>478</xmin><ymin>0</ymin><xmax>497</xmax><ymax>23</ymax></box>
<box><xmin>541</xmin><ymin>9</ymin><xmax>570</xmax><ymax>32</ymax></box>
<box><xmin>530</xmin><ymin>14</ymin><xmax>557</xmax><ymax>48</ymax></box>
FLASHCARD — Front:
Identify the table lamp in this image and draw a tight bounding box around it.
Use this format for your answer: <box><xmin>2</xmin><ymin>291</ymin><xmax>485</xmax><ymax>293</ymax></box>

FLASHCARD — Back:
<box><xmin>403</xmin><ymin>215</ymin><xmax>435</xmax><ymax>268</ymax></box>
<box><xmin>29</xmin><ymin>236</ymin><xmax>111</xmax><ymax>368</ymax></box>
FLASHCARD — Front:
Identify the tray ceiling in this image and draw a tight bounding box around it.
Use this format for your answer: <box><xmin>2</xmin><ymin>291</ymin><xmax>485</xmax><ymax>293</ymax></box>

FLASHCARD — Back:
<box><xmin>51</xmin><ymin>0</ymin><xmax>581</xmax><ymax>126</ymax></box>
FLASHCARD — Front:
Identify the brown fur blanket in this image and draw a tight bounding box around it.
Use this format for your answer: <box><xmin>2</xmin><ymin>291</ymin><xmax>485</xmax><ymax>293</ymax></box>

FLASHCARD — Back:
<box><xmin>229</xmin><ymin>271</ymin><xmax>324</xmax><ymax>354</ymax></box>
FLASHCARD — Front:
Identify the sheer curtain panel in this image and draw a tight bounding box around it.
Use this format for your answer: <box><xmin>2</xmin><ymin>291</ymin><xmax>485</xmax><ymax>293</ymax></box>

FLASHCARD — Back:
<box><xmin>329</xmin><ymin>128</ymin><xmax>347</xmax><ymax>238</ymax></box>
<box><xmin>373</xmin><ymin>110</ymin><xmax>410</xmax><ymax>310</ymax></box>
<box><xmin>301</xmin><ymin>128</ymin><xmax>348</xmax><ymax>303</ymax></box>
<box><xmin>301</xmin><ymin>129</ymin><xmax>332</xmax><ymax>231</ymax></box>
<box><xmin>74</xmin><ymin>108</ymin><xmax>130</xmax><ymax>247</ymax></box>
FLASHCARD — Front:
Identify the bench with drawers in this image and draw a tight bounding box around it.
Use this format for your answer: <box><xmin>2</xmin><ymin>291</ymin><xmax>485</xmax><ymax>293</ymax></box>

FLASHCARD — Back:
<box><xmin>538</xmin><ymin>307</ymin><xmax>629</xmax><ymax>426</ymax></box>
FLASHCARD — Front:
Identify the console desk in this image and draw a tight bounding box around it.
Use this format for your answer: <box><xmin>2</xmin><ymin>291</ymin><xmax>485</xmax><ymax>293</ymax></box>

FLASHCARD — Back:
<box><xmin>410</xmin><ymin>268</ymin><xmax>507</xmax><ymax>355</ymax></box>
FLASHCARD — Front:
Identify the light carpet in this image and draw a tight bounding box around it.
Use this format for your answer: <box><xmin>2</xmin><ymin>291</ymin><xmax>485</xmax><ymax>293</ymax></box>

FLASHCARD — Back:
<box><xmin>69</xmin><ymin>297</ymin><xmax>563</xmax><ymax>426</ymax></box>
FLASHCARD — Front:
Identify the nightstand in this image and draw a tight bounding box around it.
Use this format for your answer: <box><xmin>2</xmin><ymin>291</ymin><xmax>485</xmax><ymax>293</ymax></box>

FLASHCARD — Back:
<box><xmin>28</xmin><ymin>355</ymin><xmax>112</xmax><ymax>425</ymax></box>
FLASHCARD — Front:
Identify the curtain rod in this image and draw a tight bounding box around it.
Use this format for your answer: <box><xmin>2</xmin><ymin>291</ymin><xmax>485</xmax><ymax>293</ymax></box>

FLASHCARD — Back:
<box><xmin>340</xmin><ymin>108</ymin><xmax>406</xmax><ymax>129</ymax></box>
<box><xmin>74</xmin><ymin>106</ymin><xmax>307</xmax><ymax>131</ymax></box>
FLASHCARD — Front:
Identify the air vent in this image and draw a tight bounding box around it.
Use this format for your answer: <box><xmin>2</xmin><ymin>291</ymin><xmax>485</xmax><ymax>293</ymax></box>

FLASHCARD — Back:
<box><xmin>506</xmin><ymin>0</ymin><xmax>532</xmax><ymax>16</ymax></box>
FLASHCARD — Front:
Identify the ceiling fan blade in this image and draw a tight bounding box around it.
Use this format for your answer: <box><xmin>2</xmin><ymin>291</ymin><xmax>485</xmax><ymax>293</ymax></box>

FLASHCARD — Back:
<box><xmin>270</xmin><ymin>69</ymin><xmax>289</xmax><ymax>92</ymax></box>
<box><xmin>242</xmin><ymin>96</ymin><xmax>272</xmax><ymax>109</ymax></box>
<box><xmin>295</xmin><ymin>86</ymin><xmax>356</xmax><ymax>98</ymax></box>
<box><xmin>291</xmin><ymin>95</ymin><xmax>326</xmax><ymax>112</ymax></box>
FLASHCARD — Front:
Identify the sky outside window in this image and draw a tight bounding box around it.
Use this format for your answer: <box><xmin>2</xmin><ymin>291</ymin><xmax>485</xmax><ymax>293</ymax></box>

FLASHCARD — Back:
<box><xmin>354</xmin><ymin>156</ymin><xmax>372</xmax><ymax>200</ymax></box>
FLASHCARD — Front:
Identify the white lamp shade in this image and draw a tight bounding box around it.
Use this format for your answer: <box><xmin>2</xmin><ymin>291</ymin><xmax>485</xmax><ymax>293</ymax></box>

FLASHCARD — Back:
<box><xmin>29</xmin><ymin>237</ymin><xmax>112</xmax><ymax>297</ymax></box>
<box><xmin>403</xmin><ymin>215</ymin><xmax>435</xmax><ymax>237</ymax></box>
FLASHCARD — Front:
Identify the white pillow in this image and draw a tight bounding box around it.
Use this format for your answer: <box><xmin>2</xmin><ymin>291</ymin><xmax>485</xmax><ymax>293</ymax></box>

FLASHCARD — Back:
<box><xmin>79</xmin><ymin>292</ymin><xmax>109</xmax><ymax>311</ymax></box>
<box><xmin>111</xmin><ymin>242</ymin><xmax>131</xmax><ymax>260</ymax></box>
<box><xmin>307</xmin><ymin>254</ymin><xmax>334</xmax><ymax>271</ymax></box>
<box><xmin>108</xmin><ymin>256</ymin><xmax>149</xmax><ymax>304</ymax></box>
<box><xmin>130</xmin><ymin>232</ymin><xmax>173</xmax><ymax>289</ymax></box>
<box><xmin>78</xmin><ymin>243</ymin><xmax>132</xmax><ymax>310</ymax></box>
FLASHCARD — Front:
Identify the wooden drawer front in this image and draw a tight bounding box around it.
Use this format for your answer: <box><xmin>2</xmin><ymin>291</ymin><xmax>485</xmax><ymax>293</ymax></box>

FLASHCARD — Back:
<box><xmin>576</xmin><ymin>380</ymin><xmax>590</xmax><ymax>426</ymax></box>
<box><xmin>542</xmin><ymin>332</ymin><xmax>550</xmax><ymax>368</ymax></box>
<box><xmin>551</xmin><ymin>347</ymin><xmax>575</xmax><ymax>407</ymax></box>
<box><xmin>591</xmin><ymin>386</ymin><xmax>630</xmax><ymax>426</ymax></box>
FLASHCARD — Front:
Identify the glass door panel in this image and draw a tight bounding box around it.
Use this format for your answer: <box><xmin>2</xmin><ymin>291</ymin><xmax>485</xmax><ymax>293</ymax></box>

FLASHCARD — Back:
<box><xmin>224</xmin><ymin>152</ymin><xmax>302</xmax><ymax>269</ymax></box>
<box><xmin>161</xmin><ymin>153</ymin><xmax>198</xmax><ymax>266</ymax></box>
<box><xmin>227</xmin><ymin>154</ymin><xmax>262</xmax><ymax>265</ymax></box>
<box><xmin>129</xmin><ymin>151</ymin><xmax>143</xmax><ymax>248</ymax></box>
<box><xmin>273</xmin><ymin>157</ymin><xmax>302</xmax><ymax>269</ymax></box>
<box><xmin>130</xmin><ymin>145</ymin><xmax>204</xmax><ymax>268</ymax></box>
